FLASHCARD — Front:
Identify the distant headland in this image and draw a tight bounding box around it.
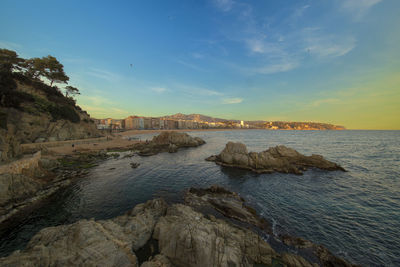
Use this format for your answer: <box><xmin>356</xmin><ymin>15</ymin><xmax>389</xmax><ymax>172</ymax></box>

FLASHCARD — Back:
<box><xmin>94</xmin><ymin>113</ymin><xmax>346</xmax><ymax>131</ymax></box>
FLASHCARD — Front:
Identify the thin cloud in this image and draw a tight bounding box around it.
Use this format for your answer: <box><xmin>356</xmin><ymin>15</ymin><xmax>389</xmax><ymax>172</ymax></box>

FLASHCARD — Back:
<box><xmin>311</xmin><ymin>98</ymin><xmax>340</xmax><ymax>107</ymax></box>
<box><xmin>341</xmin><ymin>0</ymin><xmax>382</xmax><ymax>20</ymax></box>
<box><xmin>222</xmin><ymin>97</ymin><xmax>243</xmax><ymax>104</ymax></box>
<box><xmin>174</xmin><ymin>83</ymin><xmax>223</xmax><ymax>96</ymax></box>
<box><xmin>0</xmin><ymin>40</ymin><xmax>22</xmax><ymax>50</ymax></box>
<box><xmin>80</xmin><ymin>95</ymin><xmax>115</xmax><ymax>106</ymax></box>
<box><xmin>150</xmin><ymin>87</ymin><xmax>167</xmax><ymax>93</ymax></box>
<box><xmin>292</xmin><ymin>5</ymin><xmax>310</xmax><ymax>19</ymax></box>
<box><xmin>176</xmin><ymin>59</ymin><xmax>209</xmax><ymax>72</ymax></box>
<box><xmin>87</xmin><ymin>68</ymin><xmax>122</xmax><ymax>82</ymax></box>
<box><xmin>213</xmin><ymin>0</ymin><xmax>234</xmax><ymax>12</ymax></box>
<box><xmin>303</xmin><ymin>29</ymin><xmax>356</xmax><ymax>58</ymax></box>
<box><xmin>253</xmin><ymin>61</ymin><xmax>299</xmax><ymax>74</ymax></box>
<box><xmin>192</xmin><ymin>53</ymin><xmax>205</xmax><ymax>59</ymax></box>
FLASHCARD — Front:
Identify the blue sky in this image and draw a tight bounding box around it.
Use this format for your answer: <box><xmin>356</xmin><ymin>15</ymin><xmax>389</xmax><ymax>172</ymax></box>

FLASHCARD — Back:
<box><xmin>1</xmin><ymin>0</ymin><xmax>399</xmax><ymax>129</ymax></box>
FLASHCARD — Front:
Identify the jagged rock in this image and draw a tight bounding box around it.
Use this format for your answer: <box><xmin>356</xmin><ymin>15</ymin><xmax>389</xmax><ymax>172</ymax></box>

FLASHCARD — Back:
<box><xmin>0</xmin><ymin>186</ymin><xmax>358</xmax><ymax>267</ymax></box>
<box><xmin>152</xmin><ymin>132</ymin><xmax>205</xmax><ymax>147</ymax></box>
<box><xmin>207</xmin><ymin>142</ymin><xmax>345</xmax><ymax>174</ymax></box>
<box><xmin>1</xmin><ymin>219</ymin><xmax>140</xmax><ymax>267</ymax></box>
<box><xmin>130</xmin><ymin>162</ymin><xmax>140</xmax><ymax>168</ymax></box>
<box><xmin>281</xmin><ymin>253</ymin><xmax>318</xmax><ymax>267</ymax></box>
<box><xmin>153</xmin><ymin>203</ymin><xmax>277</xmax><ymax>267</ymax></box>
<box><xmin>0</xmin><ymin>129</ymin><xmax>21</xmax><ymax>162</ymax></box>
<box><xmin>185</xmin><ymin>185</ymin><xmax>272</xmax><ymax>233</ymax></box>
<box><xmin>280</xmin><ymin>235</ymin><xmax>358</xmax><ymax>267</ymax></box>
<box><xmin>136</xmin><ymin>132</ymin><xmax>205</xmax><ymax>156</ymax></box>
<box><xmin>168</xmin><ymin>144</ymin><xmax>178</xmax><ymax>153</ymax></box>
<box><xmin>3</xmin><ymin>106</ymin><xmax>101</xmax><ymax>144</ymax></box>
<box><xmin>141</xmin><ymin>254</ymin><xmax>172</xmax><ymax>267</ymax></box>
<box><xmin>39</xmin><ymin>157</ymin><xmax>60</xmax><ymax>171</ymax></box>
<box><xmin>0</xmin><ymin>152</ymin><xmax>48</xmax><ymax>216</ymax></box>
<box><xmin>100</xmin><ymin>198</ymin><xmax>168</xmax><ymax>251</ymax></box>
<box><xmin>0</xmin><ymin>198</ymin><xmax>167</xmax><ymax>267</ymax></box>
<box><xmin>0</xmin><ymin>173</ymin><xmax>43</xmax><ymax>208</ymax></box>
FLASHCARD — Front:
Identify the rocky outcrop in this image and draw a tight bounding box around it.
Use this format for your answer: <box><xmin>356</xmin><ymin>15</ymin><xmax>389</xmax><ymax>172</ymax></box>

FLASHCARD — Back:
<box><xmin>0</xmin><ymin>198</ymin><xmax>167</xmax><ymax>267</ymax></box>
<box><xmin>0</xmin><ymin>129</ymin><xmax>22</xmax><ymax>162</ymax></box>
<box><xmin>0</xmin><ymin>151</ymin><xmax>111</xmax><ymax>224</ymax></box>
<box><xmin>135</xmin><ymin>132</ymin><xmax>205</xmax><ymax>156</ymax></box>
<box><xmin>184</xmin><ymin>186</ymin><xmax>359</xmax><ymax>267</ymax></box>
<box><xmin>0</xmin><ymin>152</ymin><xmax>59</xmax><ymax>223</ymax></box>
<box><xmin>153</xmin><ymin>203</ymin><xmax>277</xmax><ymax>267</ymax></box>
<box><xmin>206</xmin><ymin>142</ymin><xmax>345</xmax><ymax>175</ymax></box>
<box><xmin>0</xmin><ymin>186</ymin><xmax>358</xmax><ymax>267</ymax></box>
<box><xmin>280</xmin><ymin>235</ymin><xmax>356</xmax><ymax>267</ymax></box>
<box><xmin>141</xmin><ymin>254</ymin><xmax>172</xmax><ymax>267</ymax></box>
<box><xmin>3</xmin><ymin>107</ymin><xmax>101</xmax><ymax>145</ymax></box>
<box><xmin>185</xmin><ymin>186</ymin><xmax>272</xmax><ymax>233</ymax></box>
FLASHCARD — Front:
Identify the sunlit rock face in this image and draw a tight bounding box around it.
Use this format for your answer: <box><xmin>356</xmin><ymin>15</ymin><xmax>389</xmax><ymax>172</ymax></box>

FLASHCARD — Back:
<box><xmin>0</xmin><ymin>198</ymin><xmax>168</xmax><ymax>267</ymax></box>
<box><xmin>135</xmin><ymin>131</ymin><xmax>206</xmax><ymax>156</ymax></box>
<box><xmin>0</xmin><ymin>187</ymin><xmax>358</xmax><ymax>267</ymax></box>
<box><xmin>206</xmin><ymin>142</ymin><xmax>345</xmax><ymax>174</ymax></box>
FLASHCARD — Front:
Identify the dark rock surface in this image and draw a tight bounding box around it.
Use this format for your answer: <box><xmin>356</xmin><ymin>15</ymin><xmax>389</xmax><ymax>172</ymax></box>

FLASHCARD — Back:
<box><xmin>206</xmin><ymin>142</ymin><xmax>345</xmax><ymax>175</ymax></box>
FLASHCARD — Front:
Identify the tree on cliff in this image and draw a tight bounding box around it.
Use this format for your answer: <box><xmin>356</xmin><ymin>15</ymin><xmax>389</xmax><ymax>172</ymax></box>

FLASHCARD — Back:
<box><xmin>24</xmin><ymin>55</ymin><xmax>69</xmax><ymax>86</ymax></box>
<box><xmin>64</xmin><ymin>85</ymin><xmax>80</xmax><ymax>98</ymax></box>
<box><xmin>0</xmin><ymin>48</ymin><xmax>24</xmax><ymax>72</ymax></box>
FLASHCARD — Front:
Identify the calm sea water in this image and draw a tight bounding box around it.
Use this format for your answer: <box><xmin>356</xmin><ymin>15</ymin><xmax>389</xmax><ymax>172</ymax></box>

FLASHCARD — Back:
<box><xmin>1</xmin><ymin>130</ymin><xmax>399</xmax><ymax>266</ymax></box>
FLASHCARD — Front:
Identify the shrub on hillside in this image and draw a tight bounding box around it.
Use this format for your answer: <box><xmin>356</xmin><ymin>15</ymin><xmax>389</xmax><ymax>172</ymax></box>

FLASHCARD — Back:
<box><xmin>49</xmin><ymin>105</ymin><xmax>80</xmax><ymax>123</ymax></box>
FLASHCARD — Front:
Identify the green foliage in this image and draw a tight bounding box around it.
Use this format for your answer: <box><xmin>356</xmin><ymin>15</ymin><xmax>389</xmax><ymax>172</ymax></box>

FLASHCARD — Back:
<box><xmin>49</xmin><ymin>105</ymin><xmax>80</xmax><ymax>123</ymax></box>
<box><xmin>30</xmin><ymin>95</ymin><xmax>80</xmax><ymax>123</ymax></box>
<box><xmin>0</xmin><ymin>110</ymin><xmax>7</xmax><ymax>129</ymax></box>
<box><xmin>0</xmin><ymin>78</ymin><xmax>34</xmax><ymax>109</ymax></box>
<box><xmin>65</xmin><ymin>85</ymin><xmax>80</xmax><ymax>98</ymax></box>
<box><xmin>0</xmin><ymin>48</ymin><xmax>24</xmax><ymax>72</ymax></box>
<box><xmin>0</xmin><ymin>49</ymin><xmax>84</xmax><ymax>123</ymax></box>
<box><xmin>24</xmin><ymin>55</ymin><xmax>69</xmax><ymax>86</ymax></box>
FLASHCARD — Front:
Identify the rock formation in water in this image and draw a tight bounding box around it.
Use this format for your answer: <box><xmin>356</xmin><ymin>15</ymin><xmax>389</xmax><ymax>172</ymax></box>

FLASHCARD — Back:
<box><xmin>134</xmin><ymin>131</ymin><xmax>205</xmax><ymax>156</ymax></box>
<box><xmin>206</xmin><ymin>142</ymin><xmax>345</xmax><ymax>175</ymax></box>
<box><xmin>0</xmin><ymin>151</ymin><xmax>111</xmax><ymax>224</ymax></box>
<box><xmin>0</xmin><ymin>186</ymin><xmax>358</xmax><ymax>267</ymax></box>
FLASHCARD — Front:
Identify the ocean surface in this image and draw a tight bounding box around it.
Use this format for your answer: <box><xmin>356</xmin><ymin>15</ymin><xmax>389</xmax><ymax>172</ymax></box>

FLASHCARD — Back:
<box><xmin>1</xmin><ymin>130</ymin><xmax>399</xmax><ymax>266</ymax></box>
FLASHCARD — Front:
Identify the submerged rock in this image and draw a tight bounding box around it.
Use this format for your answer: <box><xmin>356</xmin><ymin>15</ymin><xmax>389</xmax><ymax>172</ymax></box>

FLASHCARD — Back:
<box><xmin>206</xmin><ymin>142</ymin><xmax>345</xmax><ymax>174</ymax></box>
<box><xmin>135</xmin><ymin>132</ymin><xmax>205</xmax><ymax>156</ymax></box>
<box><xmin>131</xmin><ymin>162</ymin><xmax>140</xmax><ymax>168</ymax></box>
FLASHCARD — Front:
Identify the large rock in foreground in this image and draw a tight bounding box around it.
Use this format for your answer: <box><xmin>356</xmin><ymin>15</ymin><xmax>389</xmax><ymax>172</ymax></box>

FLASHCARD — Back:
<box><xmin>153</xmin><ymin>203</ymin><xmax>277</xmax><ymax>267</ymax></box>
<box><xmin>184</xmin><ymin>185</ymin><xmax>358</xmax><ymax>267</ymax></box>
<box><xmin>135</xmin><ymin>131</ymin><xmax>205</xmax><ymax>156</ymax></box>
<box><xmin>0</xmin><ymin>198</ymin><xmax>168</xmax><ymax>267</ymax></box>
<box><xmin>0</xmin><ymin>186</ymin><xmax>358</xmax><ymax>267</ymax></box>
<box><xmin>206</xmin><ymin>142</ymin><xmax>345</xmax><ymax>175</ymax></box>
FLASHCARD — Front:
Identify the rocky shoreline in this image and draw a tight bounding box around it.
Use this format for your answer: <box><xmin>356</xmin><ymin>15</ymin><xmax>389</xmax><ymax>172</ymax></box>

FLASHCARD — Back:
<box><xmin>0</xmin><ymin>151</ymin><xmax>113</xmax><ymax>225</ymax></box>
<box><xmin>206</xmin><ymin>142</ymin><xmax>345</xmax><ymax>175</ymax></box>
<box><xmin>0</xmin><ymin>132</ymin><xmax>205</xmax><ymax>225</ymax></box>
<box><xmin>0</xmin><ymin>185</ymin><xmax>358</xmax><ymax>267</ymax></box>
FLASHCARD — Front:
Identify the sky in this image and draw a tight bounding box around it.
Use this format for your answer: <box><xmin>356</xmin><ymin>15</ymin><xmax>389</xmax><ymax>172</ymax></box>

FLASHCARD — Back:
<box><xmin>1</xmin><ymin>0</ymin><xmax>399</xmax><ymax>129</ymax></box>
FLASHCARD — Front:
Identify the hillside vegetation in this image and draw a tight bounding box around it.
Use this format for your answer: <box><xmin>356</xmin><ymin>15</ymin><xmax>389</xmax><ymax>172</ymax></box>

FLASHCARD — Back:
<box><xmin>0</xmin><ymin>49</ymin><xmax>100</xmax><ymax>162</ymax></box>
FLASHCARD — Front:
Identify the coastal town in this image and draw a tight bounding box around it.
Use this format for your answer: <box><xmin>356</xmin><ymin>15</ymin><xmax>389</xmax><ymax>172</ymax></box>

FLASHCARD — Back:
<box><xmin>93</xmin><ymin>113</ymin><xmax>345</xmax><ymax>131</ymax></box>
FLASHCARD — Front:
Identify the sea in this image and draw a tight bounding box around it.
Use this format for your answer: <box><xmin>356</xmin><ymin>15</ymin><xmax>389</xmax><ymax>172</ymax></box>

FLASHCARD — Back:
<box><xmin>0</xmin><ymin>130</ymin><xmax>399</xmax><ymax>266</ymax></box>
